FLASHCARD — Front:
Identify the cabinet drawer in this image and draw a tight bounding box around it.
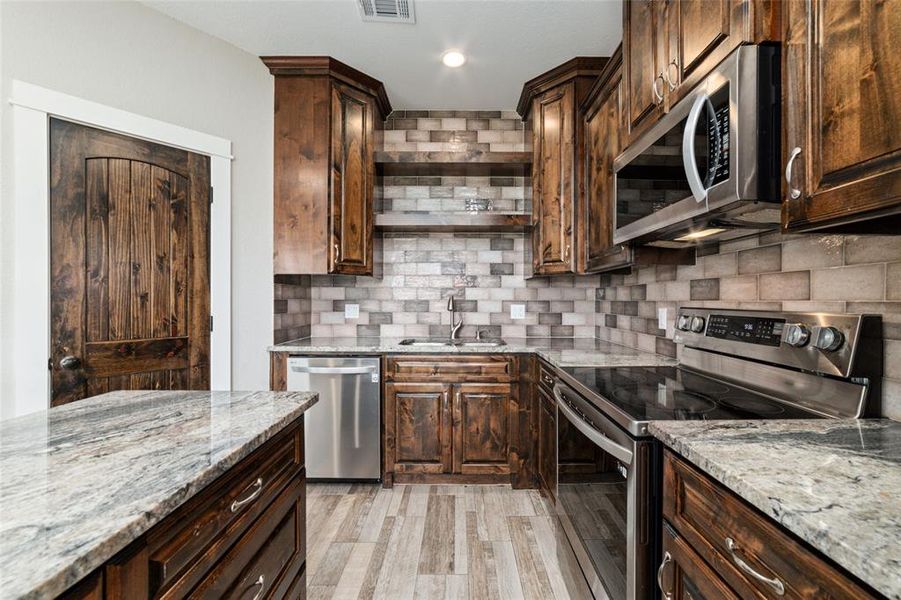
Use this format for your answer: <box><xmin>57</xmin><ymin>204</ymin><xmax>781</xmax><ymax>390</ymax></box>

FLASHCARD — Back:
<box><xmin>149</xmin><ymin>426</ymin><xmax>303</xmax><ymax>595</ymax></box>
<box><xmin>187</xmin><ymin>475</ymin><xmax>306</xmax><ymax>599</ymax></box>
<box><xmin>663</xmin><ymin>451</ymin><xmax>875</xmax><ymax>599</ymax></box>
<box><xmin>537</xmin><ymin>361</ymin><xmax>556</xmax><ymax>393</ymax></box>
<box><xmin>386</xmin><ymin>355</ymin><xmax>517</xmax><ymax>383</ymax></box>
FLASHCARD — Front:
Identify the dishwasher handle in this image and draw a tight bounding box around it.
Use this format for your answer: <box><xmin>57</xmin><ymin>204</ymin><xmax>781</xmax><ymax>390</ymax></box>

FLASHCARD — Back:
<box><xmin>289</xmin><ymin>365</ymin><xmax>376</xmax><ymax>375</ymax></box>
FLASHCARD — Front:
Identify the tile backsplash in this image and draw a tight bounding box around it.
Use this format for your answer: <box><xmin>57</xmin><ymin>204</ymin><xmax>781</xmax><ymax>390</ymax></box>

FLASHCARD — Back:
<box><xmin>383</xmin><ymin>109</ymin><xmax>526</xmax><ymax>153</ymax></box>
<box><xmin>594</xmin><ymin>232</ymin><xmax>901</xmax><ymax>419</ymax></box>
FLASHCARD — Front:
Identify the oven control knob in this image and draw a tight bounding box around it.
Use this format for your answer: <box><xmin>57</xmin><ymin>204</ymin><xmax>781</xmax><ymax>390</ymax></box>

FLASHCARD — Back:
<box><xmin>813</xmin><ymin>326</ymin><xmax>844</xmax><ymax>352</ymax></box>
<box><xmin>690</xmin><ymin>316</ymin><xmax>706</xmax><ymax>333</ymax></box>
<box><xmin>784</xmin><ymin>323</ymin><xmax>811</xmax><ymax>347</ymax></box>
<box><xmin>677</xmin><ymin>315</ymin><xmax>692</xmax><ymax>331</ymax></box>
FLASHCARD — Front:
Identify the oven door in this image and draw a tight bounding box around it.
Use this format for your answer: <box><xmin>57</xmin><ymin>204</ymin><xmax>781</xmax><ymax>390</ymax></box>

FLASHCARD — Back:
<box><xmin>554</xmin><ymin>382</ymin><xmax>655</xmax><ymax>600</ymax></box>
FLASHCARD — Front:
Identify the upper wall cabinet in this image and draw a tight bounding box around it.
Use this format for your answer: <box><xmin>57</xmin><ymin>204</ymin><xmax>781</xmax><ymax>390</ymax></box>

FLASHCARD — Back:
<box><xmin>623</xmin><ymin>0</ymin><xmax>778</xmax><ymax>144</ymax></box>
<box><xmin>581</xmin><ymin>47</ymin><xmax>695</xmax><ymax>274</ymax></box>
<box><xmin>782</xmin><ymin>0</ymin><xmax>901</xmax><ymax>231</ymax></box>
<box><xmin>263</xmin><ymin>57</ymin><xmax>391</xmax><ymax>275</ymax></box>
<box><xmin>518</xmin><ymin>58</ymin><xmax>608</xmax><ymax>276</ymax></box>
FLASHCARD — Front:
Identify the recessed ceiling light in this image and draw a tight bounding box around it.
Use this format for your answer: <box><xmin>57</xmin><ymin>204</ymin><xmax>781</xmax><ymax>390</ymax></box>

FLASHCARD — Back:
<box><xmin>442</xmin><ymin>50</ymin><xmax>466</xmax><ymax>68</ymax></box>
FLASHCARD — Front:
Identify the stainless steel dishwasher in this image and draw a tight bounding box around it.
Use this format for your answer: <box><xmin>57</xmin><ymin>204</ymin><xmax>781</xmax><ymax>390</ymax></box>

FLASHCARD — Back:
<box><xmin>286</xmin><ymin>356</ymin><xmax>381</xmax><ymax>481</ymax></box>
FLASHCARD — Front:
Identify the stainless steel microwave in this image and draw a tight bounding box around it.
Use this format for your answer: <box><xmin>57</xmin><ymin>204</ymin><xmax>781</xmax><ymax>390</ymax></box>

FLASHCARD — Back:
<box><xmin>613</xmin><ymin>45</ymin><xmax>781</xmax><ymax>245</ymax></box>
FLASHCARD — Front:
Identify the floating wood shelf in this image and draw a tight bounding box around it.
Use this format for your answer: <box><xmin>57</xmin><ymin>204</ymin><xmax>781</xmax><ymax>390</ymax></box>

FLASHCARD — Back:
<box><xmin>375</xmin><ymin>212</ymin><xmax>532</xmax><ymax>233</ymax></box>
<box><xmin>375</xmin><ymin>151</ymin><xmax>531</xmax><ymax>177</ymax></box>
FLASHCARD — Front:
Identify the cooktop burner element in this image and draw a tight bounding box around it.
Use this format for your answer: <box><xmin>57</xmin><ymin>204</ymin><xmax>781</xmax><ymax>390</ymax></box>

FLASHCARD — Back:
<box><xmin>611</xmin><ymin>386</ymin><xmax>718</xmax><ymax>416</ymax></box>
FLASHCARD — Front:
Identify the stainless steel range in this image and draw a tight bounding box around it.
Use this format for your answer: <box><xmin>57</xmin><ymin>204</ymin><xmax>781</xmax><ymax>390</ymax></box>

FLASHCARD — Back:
<box><xmin>547</xmin><ymin>309</ymin><xmax>882</xmax><ymax>600</ymax></box>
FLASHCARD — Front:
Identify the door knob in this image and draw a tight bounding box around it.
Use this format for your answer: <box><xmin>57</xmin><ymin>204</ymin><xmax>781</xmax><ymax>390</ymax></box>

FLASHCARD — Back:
<box><xmin>59</xmin><ymin>355</ymin><xmax>81</xmax><ymax>370</ymax></box>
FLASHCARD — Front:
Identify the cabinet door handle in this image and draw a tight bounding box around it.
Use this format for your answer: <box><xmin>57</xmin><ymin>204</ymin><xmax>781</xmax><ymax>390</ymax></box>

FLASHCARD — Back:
<box><xmin>251</xmin><ymin>575</ymin><xmax>265</xmax><ymax>600</ymax></box>
<box><xmin>563</xmin><ymin>244</ymin><xmax>570</xmax><ymax>263</ymax></box>
<box><xmin>725</xmin><ymin>537</ymin><xmax>785</xmax><ymax>595</ymax></box>
<box><xmin>656</xmin><ymin>551</ymin><xmax>673</xmax><ymax>600</ymax></box>
<box><xmin>230</xmin><ymin>477</ymin><xmax>264</xmax><ymax>513</ymax></box>
<box><xmin>652</xmin><ymin>73</ymin><xmax>665</xmax><ymax>103</ymax></box>
<box><xmin>785</xmin><ymin>147</ymin><xmax>802</xmax><ymax>200</ymax></box>
<box><xmin>664</xmin><ymin>59</ymin><xmax>679</xmax><ymax>90</ymax></box>
<box><xmin>334</xmin><ymin>242</ymin><xmax>341</xmax><ymax>260</ymax></box>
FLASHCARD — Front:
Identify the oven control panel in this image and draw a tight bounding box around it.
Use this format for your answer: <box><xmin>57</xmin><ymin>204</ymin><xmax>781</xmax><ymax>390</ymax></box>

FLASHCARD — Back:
<box><xmin>704</xmin><ymin>314</ymin><xmax>785</xmax><ymax>347</ymax></box>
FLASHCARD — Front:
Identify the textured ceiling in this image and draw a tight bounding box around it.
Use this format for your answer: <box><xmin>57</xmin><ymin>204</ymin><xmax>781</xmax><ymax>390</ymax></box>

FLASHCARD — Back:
<box><xmin>145</xmin><ymin>0</ymin><xmax>623</xmax><ymax>110</ymax></box>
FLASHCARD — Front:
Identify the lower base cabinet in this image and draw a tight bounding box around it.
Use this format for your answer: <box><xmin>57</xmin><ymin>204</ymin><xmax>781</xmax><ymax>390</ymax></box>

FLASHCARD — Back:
<box><xmin>60</xmin><ymin>422</ymin><xmax>307</xmax><ymax>600</ymax></box>
<box><xmin>384</xmin><ymin>355</ymin><xmax>519</xmax><ymax>485</ymax></box>
<box><xmin>660</xmin><ymin>450</ymin><xmax>876</xmax><ymax>600</ymax></box>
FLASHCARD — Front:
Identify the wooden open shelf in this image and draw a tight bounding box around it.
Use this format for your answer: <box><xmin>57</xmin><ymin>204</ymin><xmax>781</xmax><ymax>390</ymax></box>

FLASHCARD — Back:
<box><xmin>375</xmin><ymin>151</ymin><xmax>531</xmax><ymax>177</ymax></box>
<box><xmin>375</xmin><ymin>212</ymin><xmax>532</xmax><ymax>233</ymax></box>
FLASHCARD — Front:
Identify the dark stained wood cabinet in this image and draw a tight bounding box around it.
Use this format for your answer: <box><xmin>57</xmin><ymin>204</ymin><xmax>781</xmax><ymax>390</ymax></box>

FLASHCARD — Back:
<box><xmin>384</xmin><ymin>356</ymin><xmax>519</xmax><ymax>484</ymax></box>
<box><xmin>518</xmin><ymin>58</ymin><xmax>608</xmax><ymax>276</ymax></box>
<box><xmin>536</xmin><ymin>384</ymin><xmax>557</xmax><ymax>501</ymax></box>
<box><xmin>263</xmin><ymin>57</ymin><xmax>390</xmax><ymax>275</ymax></box>
<box><xmin>581</xmin><ymin>48</ymin><xmax>696</xmax><ymax>274</ymax></box>
<box><xmin>385</xmin><ymin>382</ymin><xmax>453</xmax><ymax>476</ymax></box>
<box><xmin>623</xmin><ymin>0</ymin><xmax>778</xmax><ymax>144</ymax></box>
<box><xmin>58</xmin><ymin>421</ymin><xmax>307</xmax><ymax>599</ymax></box>
<box><xmin>661</xmin><ymin>450</ymin><xmax>877</xmax><ymax>600</ymax></box>
<box><xmin>782</xmin><ymin>0</ymin><xmax>901</xmax><ymax>231</ymax></box>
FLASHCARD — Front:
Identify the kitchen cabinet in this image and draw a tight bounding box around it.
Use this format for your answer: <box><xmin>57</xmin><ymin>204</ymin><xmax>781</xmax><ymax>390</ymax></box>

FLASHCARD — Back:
<box><xmin>517</xmin><ymin>57</ymin><xmax>608</xmax><ymax>276</ymax></box>
<box><xmin>536</xmin><ymin>384</ymin><xmax>557</xmax><ymax>501</ymax></box>
<box><xmin>623</xmin><ymin>0</ymin><xmax>778</xmax><ymax>144</ymax></box>
<box><xmin>581</xmin><ymin>46</ymin><xmax>695</xmax><ymax>273</ymax></box>
<box><xmin>782</xmin><ymin>0</ymin><xmax>901</xmax><ymax>231</ymax></box>
<box><xmin>660</xmin><ymin>450</ymin><xmax>876</xmax><ymax>600</ymax></box>
<box><xmin>262</xmin><ymin>56</ymin><xmax>391</xmax><ymax>275</ymax></box>
<box><xmin>57</xmin><ymin>421</ymin><xmax>307</xmax><ymax>599</ymax></box>
<box><xmin>384</xmin><ymin>355</ymin><xmax>519</xmax><ymax>484</ymax></box>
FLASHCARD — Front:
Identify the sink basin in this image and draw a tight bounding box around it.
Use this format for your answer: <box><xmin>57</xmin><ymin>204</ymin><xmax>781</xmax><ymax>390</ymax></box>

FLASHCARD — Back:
<box><xmin>399</xmin><ymin>339</ymin><xmax>454</xmax><ymax>346</ymax></box>
<box><xmin>398</xmin><ymin>338</ymin><xmax>507</xmax><ymax>347</ymax></box>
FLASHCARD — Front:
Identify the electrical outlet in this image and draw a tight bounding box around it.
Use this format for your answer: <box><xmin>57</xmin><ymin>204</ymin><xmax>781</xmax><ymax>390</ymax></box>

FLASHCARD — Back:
<box><xmin>345</xmin><ymin>303</ymin><xmax>360</xmax><ymax>319</ymax></box>
<box><xmin>658</xmin><ymin>307</ymin><xmax>668</xmax><ymax>330</ymax></box>
<box><xmin>511</xmin><ymin>304</ymin><xmax>526</xmax><ymax>320</ymax></box>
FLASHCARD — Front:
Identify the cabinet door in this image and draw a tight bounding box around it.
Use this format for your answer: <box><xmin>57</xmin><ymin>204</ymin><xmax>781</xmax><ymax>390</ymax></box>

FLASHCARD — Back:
<box><xmin>330</xmin><ymin>82</ymin><xmax>374</xmax><ymax>275</ymax></box>
<box><xmin>664</xmin><ymin>0</ymin><xmax>746</xmax><ymax>103</ymax></box>
<box><xmin>583</xmin><ymin>64</ymin><xmax>633</xmax><ymax>274</ymax></box>
<box><xmin>783</xmin><ymin>0</ymin><xmax>901</xmax><ymax>230</ymax></box>
<box><xmin>533</xmin><ymin>85</ymin><xmax>575</xmax><ymax>275</ymax></box>
<box><xmin>624</xmin><ymin>0</ymin><xmax>665</xmax><ymax>138</ymax></box>
<box><xmin>536</xmin><ymin>385</ymin><xmax>557</xmax><ymax>499</ymax></box>
<box><xmin>658</xmin><ymin>525</ymin><xmax>740</xmax><ymax>600</ymax></box>
<box><xmin>452</xmin><ymin>384</ymin><xmax>513</xmax><ymax>475</ymax></box>
<box><xmin>385</xmin><ymin>383</ymin><xmax>453</xmax><ymax>475</ymax></box>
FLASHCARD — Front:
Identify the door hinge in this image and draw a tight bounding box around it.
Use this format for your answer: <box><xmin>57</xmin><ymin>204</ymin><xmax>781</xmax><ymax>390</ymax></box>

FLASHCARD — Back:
<box><xmin>209</xmin><ymin>185</ymin><xmax>214</xmax><ymax>204</ymax></box>
<box><xmin>48</xmin><ymin>357</ymin><xmax>53</xmax><ymax>371</ymax></box>
<box><xmin>210</xmin><ymin>315</ymin><xmax>214</xmax><ymax>332</ymax></box>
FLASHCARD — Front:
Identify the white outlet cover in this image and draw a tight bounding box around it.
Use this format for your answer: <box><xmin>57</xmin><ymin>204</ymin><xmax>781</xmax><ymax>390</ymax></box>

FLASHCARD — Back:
<box><xmin>345</xmin><ymin>303</ymin><xmax>360</xmax><ymax>319</ymax></box>
<box><xmin>511</xmin><ymin>304</ymin><xmax>526</xmax><ymax>320</ymax></box>
<box><xmin>657</xmin><ymin>307</ymin><xmax>667</xmax><ymax>330</ymax></box>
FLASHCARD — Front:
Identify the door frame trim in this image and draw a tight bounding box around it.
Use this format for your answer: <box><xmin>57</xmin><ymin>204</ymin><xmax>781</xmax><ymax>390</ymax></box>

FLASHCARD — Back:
<box><xmin>6</xmin><ymin>80</ymin><xmax>232</xmax><ymax>418</ymax></box>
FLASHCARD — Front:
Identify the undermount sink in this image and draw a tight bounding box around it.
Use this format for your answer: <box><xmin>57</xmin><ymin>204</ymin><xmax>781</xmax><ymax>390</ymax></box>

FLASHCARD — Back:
<box><xmin>399</xmin><ymin>338</ymin><xmax>506</xmax><ymax>347</ymax></box>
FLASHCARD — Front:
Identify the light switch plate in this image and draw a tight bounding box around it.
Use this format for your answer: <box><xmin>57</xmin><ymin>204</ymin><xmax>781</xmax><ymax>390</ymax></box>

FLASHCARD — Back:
<box><xmin>511</xmin><ymin>304</ymin><xmax>526</xmax><ymax>320</ymax></box>
<box><xmin>345</xmin><ymin>303</ymin><xmax>360</xmax><ymax>319</ymax></box>
<box><xmin>658</xmin><ymin>307</ymin><xmax>667</xmax><ymax>330</ymax></box>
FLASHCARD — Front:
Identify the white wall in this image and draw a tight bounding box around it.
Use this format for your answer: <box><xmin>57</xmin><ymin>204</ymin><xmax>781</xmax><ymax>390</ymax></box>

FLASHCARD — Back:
<box><xmin>1</xmin><ymin>1</ymin><xmax>275</xmax><ymax>417</ymax></box>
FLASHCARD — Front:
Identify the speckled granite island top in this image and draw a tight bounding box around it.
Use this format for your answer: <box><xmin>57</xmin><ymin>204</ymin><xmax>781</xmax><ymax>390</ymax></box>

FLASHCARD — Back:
<box><xmin>0</xmin><ymin>390</ymin><xmax>318</xmax><ymax>599</ymax></box>
<box><xmin>269</xmin><ymin>336</ymin><xmax>677</xmax><ymax>368</ymax></box>
<box><xmin>649</xmin><ymin>419</ymin><xmax>901</xmax><ymax>599</ymax></box>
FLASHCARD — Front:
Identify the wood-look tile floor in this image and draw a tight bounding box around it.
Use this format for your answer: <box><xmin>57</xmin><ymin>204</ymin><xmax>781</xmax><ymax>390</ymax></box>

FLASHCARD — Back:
<box><xmin>305</xmin><ymin>483</ymin><xmax>593</xmax><ymax>600</ymax></box>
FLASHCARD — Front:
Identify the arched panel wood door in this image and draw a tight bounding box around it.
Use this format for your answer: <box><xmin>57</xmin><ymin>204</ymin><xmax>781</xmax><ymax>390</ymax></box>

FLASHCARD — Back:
<box><xmin>50</xmin><ymin>118</ymin><xmax>210</xmax><ymax>406</ymax></box>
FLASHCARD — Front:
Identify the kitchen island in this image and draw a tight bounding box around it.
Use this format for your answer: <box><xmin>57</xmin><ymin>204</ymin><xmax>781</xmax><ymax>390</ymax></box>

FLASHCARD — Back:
<box><xmin>0</xmin><ymin>390</ymin><xmax>318</xmax><ymax>599</ymax></box>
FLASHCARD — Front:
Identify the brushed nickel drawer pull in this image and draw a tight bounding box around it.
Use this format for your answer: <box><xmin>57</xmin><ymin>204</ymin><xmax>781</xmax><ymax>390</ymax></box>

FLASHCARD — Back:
<box><xmin>725</xmin><ymin>537</ymin><xmax>785</xmax><ymax>595</ymax></box>
<box><xmin>230</xmin><ymin>477</ymin><xmax>263</xmax><ymax>513</ymax></box>
<box><xmin>657</xmin><ymin>551</ymin><xmax>673</xmax><ymax>600</ymax></box>
<box><xmin>785</xmin><ymin>146</ymin><xmax>802</xmax><ymax>200</ymax></box>
<box><xmin>251</xmin><ymin>574</ymin><xmax>265</xmax><ymax>600</ymax></box>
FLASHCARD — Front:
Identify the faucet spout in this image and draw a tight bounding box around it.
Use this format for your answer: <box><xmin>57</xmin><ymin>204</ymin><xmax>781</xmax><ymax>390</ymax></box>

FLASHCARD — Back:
<box><xmin>447</xmin><ymin>296</ymin><xmax>464</xmax><ymax>340</ymax></box>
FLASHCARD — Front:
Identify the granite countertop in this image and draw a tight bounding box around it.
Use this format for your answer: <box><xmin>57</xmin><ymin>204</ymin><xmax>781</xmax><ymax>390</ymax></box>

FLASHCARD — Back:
<box><xmin>269</xmin><ymin>336</ymin><xmax>677</xmax><ymax>369</ymax></box>
<box><xmin>649</xmin><ymin>419</ymin><xmax>901</xmax><ymax>599</ymax></box>
<box><xmin>0</xmin><ymin>390</ymin><xmax>318</xmax><ymax>599</ymax></box>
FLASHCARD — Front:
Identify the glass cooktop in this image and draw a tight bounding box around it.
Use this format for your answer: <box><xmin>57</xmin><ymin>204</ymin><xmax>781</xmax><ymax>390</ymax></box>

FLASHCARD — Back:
<box><xmin>559</xmin><ymin>366</ymin><xmax>823</xmax><ymax>423</ymax></box>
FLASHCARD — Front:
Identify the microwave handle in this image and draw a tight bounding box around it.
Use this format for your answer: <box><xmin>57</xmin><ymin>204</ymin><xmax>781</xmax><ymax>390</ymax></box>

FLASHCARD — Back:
<box><xmin>682</xmin><ymin>93</ymin><xmax>720</xmax><ymax>203</ymax></box>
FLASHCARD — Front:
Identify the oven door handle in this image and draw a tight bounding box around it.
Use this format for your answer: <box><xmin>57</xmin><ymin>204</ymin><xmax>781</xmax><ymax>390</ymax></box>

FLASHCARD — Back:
<box><xmin>553</xmin><ymin>383</ymin><xmax>634</xmax><ymax>465</ymax></box>
<box><xmin>682</xmin><ymin>93</ymin><xmax>720</xmax><ymax>203</ymax></box>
